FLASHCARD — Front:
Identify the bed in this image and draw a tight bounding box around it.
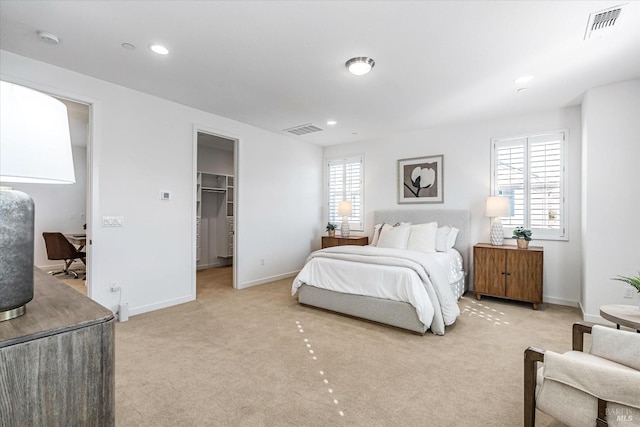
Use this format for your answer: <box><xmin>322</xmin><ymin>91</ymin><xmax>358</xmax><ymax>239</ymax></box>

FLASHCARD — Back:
<box><xmin>292</xmin><ymin>209</ymin><xmax>470</xmax><ymax>335</ymax></box>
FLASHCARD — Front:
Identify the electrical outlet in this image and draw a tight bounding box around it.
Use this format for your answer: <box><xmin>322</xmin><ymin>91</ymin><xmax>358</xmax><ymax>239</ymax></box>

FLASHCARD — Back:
<box><xmin>110</xmin><ymin>281</ymin><xmax>121</xmax><ymax>292</ymax></box>
<box><xmin>624</xmin><ymin>287</ymin><xmax>635</xmax><ymax>299</ymax></box>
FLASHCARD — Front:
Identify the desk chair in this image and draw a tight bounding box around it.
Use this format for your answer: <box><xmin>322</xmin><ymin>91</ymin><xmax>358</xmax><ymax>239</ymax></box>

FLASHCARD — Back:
<box><xmin>42</xmin><ymin>232</ymin><xmax>86</xmax><ymax>279</ymax></box>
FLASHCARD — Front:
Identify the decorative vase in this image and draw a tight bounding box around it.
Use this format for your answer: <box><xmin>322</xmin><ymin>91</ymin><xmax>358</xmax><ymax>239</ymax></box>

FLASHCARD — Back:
<box><xmin>517</xmin><ymin>239</ymin><xmax>529</xmax><ymax>249</ymax></box>
<box><xmin>328</xmin><ymin>230</ymin><xmax>335</xmax><ymax>237</ymax></box>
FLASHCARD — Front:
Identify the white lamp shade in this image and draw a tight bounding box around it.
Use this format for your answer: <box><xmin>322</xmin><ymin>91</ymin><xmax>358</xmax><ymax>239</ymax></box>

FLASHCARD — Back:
<box><xmin>338</xmin><ymin>200</ymin><xmax>352</xmax><ymax>217</ymax></box>
<box><xmin>1</xmin><ymin>81</ymin><xmax>75</xmax><ymax>184</ymax></box>
<box><xmin>486</xmin><ymin>196</ymin><xmax>510</xmax><ymax>217</ymax></box>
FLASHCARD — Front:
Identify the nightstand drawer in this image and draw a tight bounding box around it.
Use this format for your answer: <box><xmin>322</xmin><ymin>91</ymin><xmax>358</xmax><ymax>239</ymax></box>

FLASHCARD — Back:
<box><xmin>322</xmin><ymin>235</ymin><xmax>368</xmax><ymax>249</ymax></box>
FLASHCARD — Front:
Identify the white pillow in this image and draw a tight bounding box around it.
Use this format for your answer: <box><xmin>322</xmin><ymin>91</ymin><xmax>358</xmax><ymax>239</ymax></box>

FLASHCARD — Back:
<box><xmin>377</xmin><ymin>224</ymin><xmax>411</xmax><ymax>249</ymax></box>
<box><xmin>371</xmin><ymin>223</ymin><xmax>384</xmax><ymax>246</ymax></box>
<box><xmin>407</xmin><ymin>222</ymin><xmax>438</xmax><ymax>254</ymax></box>
<box><xmin>436</xmin><ymin>225</ymin><xmax>459</xmax><ymax>252</ymax></box>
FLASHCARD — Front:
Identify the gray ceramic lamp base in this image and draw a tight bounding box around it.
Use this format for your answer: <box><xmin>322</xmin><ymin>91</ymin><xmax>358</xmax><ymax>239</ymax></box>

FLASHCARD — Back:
<box><xmin>0</xmin><ymin>189</ymin><xmax>35</xmax><ymax>322</ymax></box>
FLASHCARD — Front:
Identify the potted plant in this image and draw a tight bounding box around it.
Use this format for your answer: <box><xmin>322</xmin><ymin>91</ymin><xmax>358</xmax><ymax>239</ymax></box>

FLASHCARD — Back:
<box><xmin>612</xmin><ymin>272</ymin><xmax>640</xmax><ymax>309</ymax></box>
<box><xmin>326</xmin><ymin>222</ymin><xmax>336</xmax><ymax>237</ymax></box>
<box><xmin>512</xmin><ymin>226</ymin><xmax>532</xmax><ymax>249</ymax></box>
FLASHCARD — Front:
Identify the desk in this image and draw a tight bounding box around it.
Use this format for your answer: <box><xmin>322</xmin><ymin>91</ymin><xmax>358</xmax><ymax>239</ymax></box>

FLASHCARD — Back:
<box><xmin>65</xmin><ymin>233</ymin><xmax>86</xmax><ymax>251</ymax></box>
<box><xmin>600</xmin><ymin>304</ymin><xmax>640</xmax><ymax>332</ymax></box>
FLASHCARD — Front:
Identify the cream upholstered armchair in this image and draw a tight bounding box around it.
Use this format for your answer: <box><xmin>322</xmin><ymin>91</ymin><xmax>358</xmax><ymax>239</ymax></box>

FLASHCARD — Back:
<box><xmin>524</xmin><ymin>322</ymin><xmax>640</xmax><ymax>427</ymax></box>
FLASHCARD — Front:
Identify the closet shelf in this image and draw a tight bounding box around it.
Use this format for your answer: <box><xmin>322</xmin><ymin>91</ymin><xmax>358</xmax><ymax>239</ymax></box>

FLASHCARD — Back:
<box><xmin>202</xmin><ymin>187</ymin><xmax>226</xmax><ymax>193</ymax></box>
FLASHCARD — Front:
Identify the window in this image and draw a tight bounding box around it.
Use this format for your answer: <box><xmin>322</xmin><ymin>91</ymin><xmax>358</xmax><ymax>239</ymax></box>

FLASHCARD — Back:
<box><xmin>327</xmin><ymin>155</ymin><xmax>364</xmax><ymax>231</ymax></box>
<box><xmin>491</xmin><ymin>130</ymin><xmax>567</xmax><ymax>240</ymax></box>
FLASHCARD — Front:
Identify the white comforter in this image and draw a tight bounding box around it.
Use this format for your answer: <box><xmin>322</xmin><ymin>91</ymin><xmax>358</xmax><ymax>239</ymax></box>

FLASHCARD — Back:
<box><xmin>291</xmin><ymin>246</ymin><xmax>461</xmax><ymax>335</ymax></box>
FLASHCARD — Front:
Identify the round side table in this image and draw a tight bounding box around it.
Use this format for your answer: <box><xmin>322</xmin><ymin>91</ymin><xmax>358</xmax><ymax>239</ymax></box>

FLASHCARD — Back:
<box><xmin>599</xmin><ymin>304</ymin><xmax>640</xmax><ymax>333</ymax></box>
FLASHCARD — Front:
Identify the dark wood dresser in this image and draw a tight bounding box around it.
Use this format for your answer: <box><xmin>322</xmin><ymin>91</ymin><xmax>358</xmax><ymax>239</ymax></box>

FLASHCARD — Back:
<box><xmin>0</xmin><ymin>267</ymin><xmax>115</xmax><ymax>426</ymax></box>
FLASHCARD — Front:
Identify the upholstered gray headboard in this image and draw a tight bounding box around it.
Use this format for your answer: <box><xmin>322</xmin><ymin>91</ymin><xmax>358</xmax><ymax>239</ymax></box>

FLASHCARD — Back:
<box><xmin>372</xmin><ymin>209</ymin><xmax>471</xmax><ymax>272</ymax></box>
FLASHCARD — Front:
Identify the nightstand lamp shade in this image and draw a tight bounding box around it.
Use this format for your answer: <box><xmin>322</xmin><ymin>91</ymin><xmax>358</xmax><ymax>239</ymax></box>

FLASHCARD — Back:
<box><xmin>338</xmin><ymin>200</ymin><xmax>352</xmax><ymax>238</ymax></box>
<box><xmin>0</xmin><ymin>81</ymin><xmax>75</xmax><ymax>321</ymax></box>
<box><xmin>486</xmin><ymin>196</ymin><xmax>510</xmax><ymax>246</ymax></box>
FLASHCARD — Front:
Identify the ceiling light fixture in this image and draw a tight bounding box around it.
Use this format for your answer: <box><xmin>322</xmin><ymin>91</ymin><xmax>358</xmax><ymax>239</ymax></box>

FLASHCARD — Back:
<box><xmin>37</xmin><ymin>31</ymin><xmax>60</xmax><ymax>45</ymax></box>
<box><xmin>514</xmin><ymin>75</ymin><xmax>534</xmax><ymax>84</ymax></box>
<box><xmin>345</xmin><ymin>57</ymin><xmax>375</xmax><ymax>76</ymax></box>
<box><xmin>149</xmin><ymin>44</ymin><xmax>169</xmax><ymax>55</ymax></box>
<box><xmin>327</xmin><ymin>120</ymin><xmax>337</xmax><ymax>126</ymax></box>
<box><xmin>122</xmin><ymin>43</ymin><xmax>135</xmax><ymax>50</ymax></box>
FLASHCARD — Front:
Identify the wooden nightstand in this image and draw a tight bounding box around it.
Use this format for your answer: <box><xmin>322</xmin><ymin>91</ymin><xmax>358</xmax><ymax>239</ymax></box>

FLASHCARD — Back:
<box><xmin>322</xmin><ymin>235</ymin><xmax>368</xmax><ymax>249</ymax></box>
<box><xmin>473</xmin><ymin>243</ymin><xmax>543</xmax><ymax>309</ymax></box>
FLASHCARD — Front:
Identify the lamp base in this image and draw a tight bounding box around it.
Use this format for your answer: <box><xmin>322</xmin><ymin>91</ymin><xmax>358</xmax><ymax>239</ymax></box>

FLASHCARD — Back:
<box><xmin>490</xmin><ymin>217</ymin><xmax>504</xmax><ymax>246</ymax></box>
<box><xmin>0</xmin><ymin>189</ymin><xmax>35</xmax><ymax>321</ymax></box>
<box><xmin>0</xmin><ymin>305</ymin><xmax>26</xmax><ymax>322</ymax></box>
<box><xmin>341</xmin><ymin>217</ymin><xmax>350</xmax><ymax>238</ymax></box>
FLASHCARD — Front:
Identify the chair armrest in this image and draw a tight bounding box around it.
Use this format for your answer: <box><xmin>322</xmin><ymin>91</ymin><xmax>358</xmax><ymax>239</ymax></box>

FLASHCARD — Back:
<box><xmin>572</xmin><ymin>321</ymin><xmax>594</xmax><ymax>351</ymax></box>
<box><xmin>524</xmin><ymin>347</ymin><xmax>546</xmax><ymax>427</ymax></box>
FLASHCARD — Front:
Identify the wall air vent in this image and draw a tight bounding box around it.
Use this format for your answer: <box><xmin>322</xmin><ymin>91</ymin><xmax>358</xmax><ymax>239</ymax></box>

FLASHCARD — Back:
<box><xmin>584</xmin><ymin>4</ymin><xmax>626</xmax><ymax>40</ymax></box>
<box><xmin>283</xmin><ymin>123</ymin><xmax>324</xmax><ymax>136</ymax></box>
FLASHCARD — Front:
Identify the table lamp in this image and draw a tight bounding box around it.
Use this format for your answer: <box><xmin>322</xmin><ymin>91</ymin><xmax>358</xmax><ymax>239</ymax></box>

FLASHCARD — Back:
<box><xmin>338</xmin><ymin>200</ymin><xmax>352</xmax><ymax>238</ymax></box>
<box><xmin>0</xmin><ymin>81</ymin><xmax>75</xmax><ymax>321</ymax></box>
<box><xmin>486</xmin><ymin>196</ymin><xmax>510</xmax><ymax>246</ymax></box>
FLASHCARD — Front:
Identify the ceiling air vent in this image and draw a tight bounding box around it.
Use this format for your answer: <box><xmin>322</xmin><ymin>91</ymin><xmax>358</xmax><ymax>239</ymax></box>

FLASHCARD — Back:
<box><xmin>283</xmin><ymin>123</ymin><xmax>324</xmax><ymax>136</ymax></box>
<box><xmin>584</xmin><ymin>4</ymin><xmax>626</xmax><ymax>40</ymax></box>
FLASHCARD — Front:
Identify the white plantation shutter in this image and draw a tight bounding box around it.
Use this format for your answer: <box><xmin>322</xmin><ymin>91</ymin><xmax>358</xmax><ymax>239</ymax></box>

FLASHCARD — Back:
<box><xmin>327</xmin><ymin>156</ymin><xmax>364</xmax><ymax>230</ymax></box>
<box><xmin>492</xmin><ymin>131</ymin><xmax>566</xmax><ymax>240</ymax></box>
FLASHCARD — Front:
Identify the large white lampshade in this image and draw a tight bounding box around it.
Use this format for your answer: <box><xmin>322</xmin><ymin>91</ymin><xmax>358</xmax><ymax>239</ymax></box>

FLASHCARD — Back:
<box><xmin>1</xmin><ymin>81</ymin><xmax>75</xmax><ymax>184</ymax></box>
<box><xmin>486</xmin><ymin>196</ymin><xmax>510</xmax><ymax>246</ymax></box>
<box><xmin>338</xmin><ymin>201</ymin><xmax>352</xmax><ymax>238</ymax></box>
<box><xmin>0</xmin><ymin>81</ymin><xmax>75</xmax><ymax>321</ymax></box>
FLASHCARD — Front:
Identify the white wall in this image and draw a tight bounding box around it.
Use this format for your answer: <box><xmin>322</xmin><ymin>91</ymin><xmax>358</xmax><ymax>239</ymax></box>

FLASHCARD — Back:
<box><xmin>197</xmin><ymin>144</ymin><xmax>234</xmax><ymax>175</ymax></box>
<box><xmin>581</xmin><ymin>80</ymin><xmax>640</xmax><ymax>320</ymax></box>
<box><xmin>323</xmin><ymin>107</ymin><xmax>583</xmax><ymax>306</ymax></box>
<box><xmin>9</xmin><ymin>145</ymin><xmax>87</xmax><ymax>268</ymax></box>
<box><xmin>1</xmin><ymin>50</ymin><xmax>323</xmax><ymax>316</ymax></box>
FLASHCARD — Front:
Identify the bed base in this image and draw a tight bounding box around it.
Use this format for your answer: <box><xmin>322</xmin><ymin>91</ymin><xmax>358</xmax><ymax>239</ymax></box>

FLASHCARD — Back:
<box><xmin>298</xmin><ymin>284</ymin><xmax>428</xmax><ymax>334</ymax></box>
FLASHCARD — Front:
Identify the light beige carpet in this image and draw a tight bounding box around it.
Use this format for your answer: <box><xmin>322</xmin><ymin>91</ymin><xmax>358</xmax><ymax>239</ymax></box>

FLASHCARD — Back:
<box><xmin>112</xmin><ymin>266</ymin><xmax>579</xmax><ymax>426</ymax></box>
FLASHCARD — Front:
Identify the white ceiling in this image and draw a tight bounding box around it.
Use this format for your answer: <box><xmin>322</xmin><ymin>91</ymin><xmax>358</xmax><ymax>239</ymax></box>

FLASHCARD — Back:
<box><xmin>1</xmin><ymin>1</ymin><xmax>639</xmax><ymax>147</ymax></box>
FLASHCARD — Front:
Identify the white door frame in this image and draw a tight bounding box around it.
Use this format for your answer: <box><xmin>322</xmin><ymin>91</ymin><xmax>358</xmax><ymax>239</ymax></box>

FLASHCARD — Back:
<box><xmin>192</xmin><ymin>124</ymin><xmax>239</xmax><ymax>292</ymax></box>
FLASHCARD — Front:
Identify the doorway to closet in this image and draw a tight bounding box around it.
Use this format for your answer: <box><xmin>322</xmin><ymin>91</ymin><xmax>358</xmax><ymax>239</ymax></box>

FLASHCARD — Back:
<box><xmin>195</xmin><ymin>130</ymin><xmax>237</xmax><ymax>289</ymax></box>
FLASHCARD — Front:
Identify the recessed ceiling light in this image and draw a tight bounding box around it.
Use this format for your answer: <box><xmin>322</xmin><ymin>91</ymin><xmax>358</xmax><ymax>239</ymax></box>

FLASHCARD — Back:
<box><xmin>514</xmin><ymin>75</ymin><xmax>534</xmax><ymax>84</ymax></box>
<box><xmin>122</xmin><ymin>43</ymin><xmax>135</xmax><ymax>50</ymax></box>
<box><xmin>327</xmin><ymin>120</ymin><xmax>337</xmax><ymax>126</ymax></box>
<box><xmin>345</xmin><ymin>57</ymin><xmax>375</xmax><ymax>76</ymax></box>
<box><xmin>149</xmin><ymin>44</ymin><xmax>169</xmax><ymax>55</ymax></box>
<box><xmin>37</xmin><ymin>31</ymin><xmax>60</xmax><ymax>45</ymax></box>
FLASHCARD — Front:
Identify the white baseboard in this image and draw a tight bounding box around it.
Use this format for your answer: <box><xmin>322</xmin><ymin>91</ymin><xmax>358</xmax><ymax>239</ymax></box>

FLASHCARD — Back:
<box><xmin>543</xmin><ymin>296</ymin><xmax>579</xmax><ymax>307</ymax></box>
<box><xmin>128</xmin><ymin>294</ymin><xmax>195</xmax><ymax>317</ymax></box>
<box><xmin>238</xmin><ymin>270</ymin><xmax>299</xmax><ymax>289</ymax></box>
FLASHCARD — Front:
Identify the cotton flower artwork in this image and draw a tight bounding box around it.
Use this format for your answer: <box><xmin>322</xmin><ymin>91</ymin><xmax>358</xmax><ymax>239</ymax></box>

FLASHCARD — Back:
<box><xmin>408</xmin><ymin>166</ymin><xmax>436</xmax><ymax>196</ymax></box>
<box><xmin>398</xmin><ymin>155</ymin><xmax>443</xmax><ymax>204</ymax></box>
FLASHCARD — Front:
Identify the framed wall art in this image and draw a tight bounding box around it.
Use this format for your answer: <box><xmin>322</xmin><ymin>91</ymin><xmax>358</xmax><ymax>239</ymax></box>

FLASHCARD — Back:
<box><xmin>397</xmin><ymin>155</ymin><xmax>444</xmax><ymax>204</ymax></box>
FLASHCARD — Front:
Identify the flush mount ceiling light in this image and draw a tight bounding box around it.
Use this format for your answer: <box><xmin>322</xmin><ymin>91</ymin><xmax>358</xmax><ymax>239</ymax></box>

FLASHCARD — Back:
<box><xmin>514</xmin><ymin>75</ymin><xmax>534</xmax><ymax>84</ymax></box>
<box><xmin>327</xmin><ymin>120</ymin><xmax>337</xmax><ymax>126</ymax></box>
<box><xmin>345</xmin><ymin>57</ymin><xmax>375</xmax><ymax>76</ymax></box>
<box><xmin>37</xmin><ymin>31</ymin><xmax>60</xmax><ymax>45</ymax></box>
<box><xmin>149</xmin><ymin>44</ymin><xmax>169</xmax><ymax>55</ymax></box>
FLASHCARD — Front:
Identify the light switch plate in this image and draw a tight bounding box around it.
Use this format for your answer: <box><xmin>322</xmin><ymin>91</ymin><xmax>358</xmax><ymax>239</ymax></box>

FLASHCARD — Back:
<box><xmin>102</xmin><ymin>216</ymin><xmax>124</xmax><ymax>227</ymax></box>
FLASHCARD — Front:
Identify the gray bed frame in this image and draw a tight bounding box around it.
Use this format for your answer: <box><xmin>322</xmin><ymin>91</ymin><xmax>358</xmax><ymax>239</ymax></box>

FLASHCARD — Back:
<box><xmin>298</xmin><ymin>209</ymin><xmax>471</xmax><ymax>334</ymax></box>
